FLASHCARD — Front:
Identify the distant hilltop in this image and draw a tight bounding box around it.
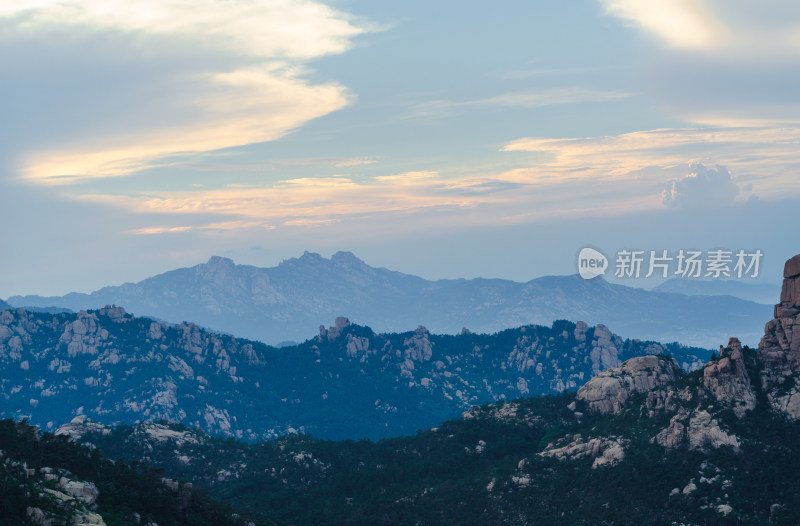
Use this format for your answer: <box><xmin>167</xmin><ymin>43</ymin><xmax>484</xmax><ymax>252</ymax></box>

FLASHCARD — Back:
<box><xmin>7</xmin><ymin>251</ymin><xmax>771</xmax><ymax>348</ymax></box>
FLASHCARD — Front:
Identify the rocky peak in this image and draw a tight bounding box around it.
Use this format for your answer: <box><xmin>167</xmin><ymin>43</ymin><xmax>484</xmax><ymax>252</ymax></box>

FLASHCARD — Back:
<box><xmin>199</xmin><ymin>256</ymin><xmax>236</xmax><ymax>280</ymax></box>
<box><xmin>330</xmin><ymin>251</ymin><xmax>366</xmax><ymax>267</ymax></box>
<box><xmin>319</xmin><ymin>317</ymin><xmax>351</xmax><ymax>341</ymax></box>
<box><xmin>589</xmin><ymin>324</ymin><xmax>622</xmax><ymax>374</ymax></box>
<box><xmin>55</xmin><ymin>415</ymin><xmax>110</xmax><ymax>443</ymax></box>
<box><xmin>702</xmin><ymin>337</ymin><xmax>756</xmax><ymax>418</ymax></box>
<box><xmin>206</xmin><ymin>255</ymin><xmax>235</xmax><ymax>268</ymax></box>
<box><xmin>576</xmin><ymin>355</ymin><xmax>682</xmax><ymax>414</ymax></box>
<box><xmin>762</xmin><ymin>254</ymin><xmax>800</xmax><ymax>352</ymax></box>
<box><xmin>403</xmin><ymin>325</ymin><xmax>433</xmax><ymax>362</ymax></box>
<box><xmin>758</xmin><ymin>253</ymin><xmax>800</xmax><ymax>418</ymax></box>
<box><xmin>98</xmin><ymin>305</ymin><xmax>127</xmax><ymax>321</ymax></box>
<box><xmin>298</xmin><ymin>251</ymin><xmax>326</xmax><ymax>264</ymax></box>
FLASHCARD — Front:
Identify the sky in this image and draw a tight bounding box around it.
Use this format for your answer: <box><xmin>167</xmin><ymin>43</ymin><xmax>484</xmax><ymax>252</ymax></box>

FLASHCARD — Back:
<box><xmin>2</xmin><ymin>0</ymin><xmax>800</xmax><ymax>296</ymax></box>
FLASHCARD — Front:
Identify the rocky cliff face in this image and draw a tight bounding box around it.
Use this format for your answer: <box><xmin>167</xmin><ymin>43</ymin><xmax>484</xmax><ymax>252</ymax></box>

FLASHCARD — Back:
<box><xmin>759</xmin><ymin>255</ymin><xmax>800</xmax><ymax>419</ymax></box>
<box><xmin>703</xmin><ymin>337</ymin><xmax>757</xmax><ymax>418</ymax></box>
<box><xmin>572</xmin><ymin>335</ymin><xmax>757</xmax><ymax>453</ymax></box>
<box><xmin>565</xmin><ymin>254</ymin><xmax>800</xmax><ymax>454</ymax></box>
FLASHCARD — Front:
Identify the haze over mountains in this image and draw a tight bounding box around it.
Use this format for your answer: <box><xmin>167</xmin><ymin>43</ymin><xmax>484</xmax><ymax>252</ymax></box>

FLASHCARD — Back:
<box><xmin>6</xmin><ymin>251</ymin><xmax>771</xmax><ymax>348</ymax></box>
<box><xmin>653</xmin><ymin>277</ymin><xmax>779</xmax><ymax>305</ymax></box>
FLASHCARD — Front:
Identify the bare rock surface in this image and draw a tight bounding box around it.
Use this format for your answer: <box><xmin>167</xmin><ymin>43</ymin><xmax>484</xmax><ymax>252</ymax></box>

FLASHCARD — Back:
<box><xmin>576</xmin><ymin>355</ymin><xmax>682</xmax><ymax>414</ymax></box>
<box><xmin>759</xmin><ymin>254</ymin><xmax>800</xmax><ymax>419</ymax></box>
<box><xmin>539</xmin><ymin>434</ymin><xmax>628</xmax><ymax>469</ymax></box>
<box><xmin>703</xmin><ymin>337</ymin><xmax>756</xmax><ymax>418</ymax></box>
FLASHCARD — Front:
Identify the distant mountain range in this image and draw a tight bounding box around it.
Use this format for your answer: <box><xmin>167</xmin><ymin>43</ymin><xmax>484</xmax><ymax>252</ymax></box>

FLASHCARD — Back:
<box><xmin>0</xmin><ymin>306</ymin><xmax>709</xmax><ymax>440</ymax></box>
<box><xmin>48</xmin><ymin>258</ymin><xmax>800</xmax><ymax>524</ymax></box>
<box><xmin>652</xmin><ymin>277</ymin><xmax>779</xmax><ymax>304</ymax></box>
<box><xmin>6</xmin><ymin>251</ymin><xmax>772</xmax><ymax>348</ymax></box>
<box><xmin>5</xmin><ymin>256</ymin><xmax>798</xmax><ymax>526</ymax></box>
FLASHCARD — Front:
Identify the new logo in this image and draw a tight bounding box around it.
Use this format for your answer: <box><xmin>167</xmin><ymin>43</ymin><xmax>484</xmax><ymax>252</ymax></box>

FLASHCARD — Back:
<box><xmin>578</xmin><ymin>247</ymin><xmax>608</xmax><ymax>280</ymax></box>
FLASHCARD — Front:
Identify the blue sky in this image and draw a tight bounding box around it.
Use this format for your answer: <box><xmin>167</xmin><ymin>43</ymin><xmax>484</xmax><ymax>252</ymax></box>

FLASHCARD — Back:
<box><xmin>2</xmin><ymin>0</ymin><xmax>799</xmax><ymax>295</ymax></box>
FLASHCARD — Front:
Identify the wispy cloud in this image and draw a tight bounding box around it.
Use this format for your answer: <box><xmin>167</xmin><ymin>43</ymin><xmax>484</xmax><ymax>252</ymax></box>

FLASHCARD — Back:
<box><xmin>406</xmin><ymin>87</ymin><xmax>632</xmax><ymax>119</ymax></box>
<box><xmin>1</xmin><ymin>0</ymin><xmax>371</xmax><ymax>183</ymax></box>
<box><xmin>374</xmin><ymin>171</ymin><xmax>438</xmax><ymax>184</ymax></box>
<box><xmin>129</xmin><ymin>226</ymin><xmax>193</xmax><ymax>235</ymax></box>
<box><xmin>502</xmin><ymin>126</ymin><xmax>800</xmax><ymax>195</ymax></box>
<box><xmin>70</xmin><ymin>125</ymin><xmax>800</xmax><ymax>236</ymax></box>
<box><xmin>274</xmin><ymin>157</ymin><xmax>377</xmax><ymax>168</ymax></box>
<box><xmin>501</xmin><ymin>66</ymin><xmax>617</xmax><ymax>80</ymax></box>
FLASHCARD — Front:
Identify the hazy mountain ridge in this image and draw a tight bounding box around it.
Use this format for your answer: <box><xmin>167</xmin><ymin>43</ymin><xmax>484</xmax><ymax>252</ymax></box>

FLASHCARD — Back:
<box><xmin>653</xmin><ymin>277</ymin><xmax>780</xmax><ymax>304</ymax></box>
<box><xmin>7</xmin><ymin>251</ymin><xmax>772</xmax><ymax>348</ymax></box>
<box><xmin>0</xmin><ymin>306</ymin><xmax>709</xmax><ymax>441</ymax></box>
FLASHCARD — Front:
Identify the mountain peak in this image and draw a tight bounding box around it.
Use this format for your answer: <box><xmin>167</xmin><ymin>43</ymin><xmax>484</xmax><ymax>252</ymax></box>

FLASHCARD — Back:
<box><xmin>331</xmin><ymin>251</ymin><xmax>367</xmax><ymax>267</ymax></box>
<box><xmin>205</xmin><ymin>256</ymin><xmax>235</xmax><ymax>268</ymax></box>
<box><xmin>298</xmin><ymin>251</ymin><xmax>325</xmax><ymax>262</ymax></box>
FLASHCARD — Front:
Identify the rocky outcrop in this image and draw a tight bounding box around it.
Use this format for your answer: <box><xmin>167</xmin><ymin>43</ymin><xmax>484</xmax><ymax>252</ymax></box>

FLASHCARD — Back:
<box><xmin>319</xmin><ymin>317</ymin><xmax>351</xmax><ymax>341</ymax></box>
<box><xmin>539</xmin><ymin>434</ymin><xmax>627</xmax><ymax>469</ymax></box>
<box><xmin>655</xmin><ymin>409</ymin><xmax>740</xmax><ymax>452</ymax></box>
<box><xmin>55</xmin><ymin>415</ymin><xmax>111</xmax><ymax>443</ymax></box>
<box><xmin>759</xmin><ymin>254</ymin><xmax>800</xmax><ymax>419</ymax></box>
<box><xmin>589</xmin><ymin>324</ymin><xmax>622</xmax><ymax>374</ymax></box>
<box><xmin>703</xmin><ymin>337</ymin><xmax>756</xmax><ymax>418</ymax></box>
<box><xmin>56</xmin><ymin>477</ymin><xmax>100</xmax><ymax>505</ymax></box>
<box><xmin>404</xmin><ymin>325</ymin><xmax>433</xmax><ymax>362</ymax></box>
<box><xmin>576</xmin><ymin>355</ymin><xmax>682</xmax><ymax>414</ymax></box>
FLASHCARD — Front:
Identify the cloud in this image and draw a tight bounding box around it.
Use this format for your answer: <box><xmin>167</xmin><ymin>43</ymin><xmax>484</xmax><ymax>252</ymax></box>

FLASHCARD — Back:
<box><xmin>129</xmin><ymin>226</ymin><xmax>193</xmax><ymax>235</ymax></box>
<box><xmin>0</xmin><ymin>0</ymin><xmax>370</xmax><ymax>183</ymax></box>
<box><xmin>374</xmin><ymin>171</ymin><xmax>438</xmax><ymax>184</ymax></box>
<box><xmin>598</xmin><ymin>0</ymin><xmax>723</xmax><ymax>49</ymax></box>
<box><xmin>599</xmin><ymin>0</ymin><xmax>800</xmax><ymax>54</ymax></box>
<box><xmin>273</xmin><ymin>157</ymin><xmax>377</xmax><ymax>168</ymax></box>
<box><xmin>406</xmin><ymin>88</ymin><xmax>632</xmax><ymax>119</ymax></box>
<box><xmin>60</xmin><ymin>124</ymin><xmax>800</xmax><ymax>237</ymax></box>
<box><xmin>596</xmin><ymin>0</ymin><xmax>800</xmax><ymax>123</ymax></box>
<box><xmin>661</xmin><ymin>163</ymin><xmax>740</xmax><ymax>208</ymax></box>
<box><xmin>502</xmin><ymin>126</ymin><xmax>800</xmax><ymax>198</ymax></box>
<box><xmin>0</xmin><ymin>0</ymin><xmax>364</xmax><ymax>58</ymax></box>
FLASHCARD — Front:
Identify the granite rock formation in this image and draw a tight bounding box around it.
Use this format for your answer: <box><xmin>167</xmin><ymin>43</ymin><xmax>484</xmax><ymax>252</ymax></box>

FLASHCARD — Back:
<box><xmin>759</xmin><ymin>254</ymin><xmax>800</xmax><ymax>419</ymax></box>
